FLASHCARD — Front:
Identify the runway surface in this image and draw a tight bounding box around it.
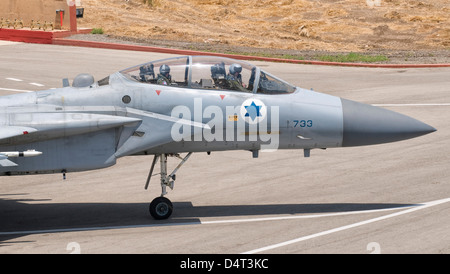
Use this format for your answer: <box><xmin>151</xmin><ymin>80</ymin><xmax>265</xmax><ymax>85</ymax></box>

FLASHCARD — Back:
<box><xmin>0</xmin><ymin>41</ymin><xmax>449</xmax><ymax>254</ymax></box>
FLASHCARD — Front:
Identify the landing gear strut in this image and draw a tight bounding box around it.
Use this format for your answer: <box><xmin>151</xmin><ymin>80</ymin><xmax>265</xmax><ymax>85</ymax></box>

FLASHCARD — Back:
<box><xmin>145</xmin><ymin>152</ymin><xmax>192</xmax><ymax>220</ymax></box>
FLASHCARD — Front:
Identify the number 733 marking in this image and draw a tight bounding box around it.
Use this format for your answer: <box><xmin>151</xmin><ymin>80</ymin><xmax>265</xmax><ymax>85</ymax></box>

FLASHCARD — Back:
<box><xmin>293</xmin><ymin>120</ymin><xmax>313</xmax><ymax>128</ymax></box>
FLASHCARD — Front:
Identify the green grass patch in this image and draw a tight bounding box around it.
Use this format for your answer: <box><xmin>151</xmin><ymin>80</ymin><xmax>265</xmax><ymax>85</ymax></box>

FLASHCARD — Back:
<box><xmin>317</xmin><ymin>52</ymin><xmax>388</xmax><ymax>63</ymax></box>
<box><xmin>200</xmin><ymin>49</ymin><xmax>387</xmax><ymax>63</ymax></box>
<box><xmin>91</xmin><ymin>28</ymin><xmax>104</xmax><ymax>34</ymax></box>
<box><xmin>221</xmin><ymin>51</ymin><xmax>305</xmax><ymax>61</ymax></box>
<box><xmin>175</xmin><ymin>45</ymin><xmax>390</xmax><ymax>64</ymax></box>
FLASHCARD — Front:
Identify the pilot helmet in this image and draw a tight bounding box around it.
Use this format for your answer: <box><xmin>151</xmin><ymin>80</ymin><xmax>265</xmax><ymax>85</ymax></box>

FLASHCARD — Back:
<box><xmin>229</xmin><ymin>63</ymin><xmax>242</xmax><ymax>75</ymax></box>
<box><xmin>160</xmin><ymin>64</ymin><xmax>170</xmax><ymax>75</ymax></box>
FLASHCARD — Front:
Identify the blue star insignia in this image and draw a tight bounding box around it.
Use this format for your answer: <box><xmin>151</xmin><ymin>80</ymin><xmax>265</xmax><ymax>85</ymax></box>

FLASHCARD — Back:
<box><xmin>244</xmin><ymin>101</ymin><xmax>262</xmax><ymax>121</ymax></box>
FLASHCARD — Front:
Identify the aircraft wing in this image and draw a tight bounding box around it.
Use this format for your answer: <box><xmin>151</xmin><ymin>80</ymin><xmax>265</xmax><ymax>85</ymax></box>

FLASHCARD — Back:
<box><xmin>0</xmin><ymin>105</ymin><xmax>210</xmax><ymax>170</ymax></box>
<box><xmin>1</xmin><ymin>111</ymin><xmax>142</xmax><ymax>145</ymax></box>
<box><xmin>0</xmin><ymin>126</ymin><xmax>38</xmax><ymax>141</ymax></box>
<box><xmin>0</xmin><ymin>108</ymin><xmax>144</xmax><ymax>170</ymax></box>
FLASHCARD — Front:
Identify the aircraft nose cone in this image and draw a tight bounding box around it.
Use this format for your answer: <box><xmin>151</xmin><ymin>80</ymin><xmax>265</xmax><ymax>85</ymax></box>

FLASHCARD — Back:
<box><xmin>341</xmin><ymin>98</ymin><xmax>436</xmax><ymax>147</ymax></box>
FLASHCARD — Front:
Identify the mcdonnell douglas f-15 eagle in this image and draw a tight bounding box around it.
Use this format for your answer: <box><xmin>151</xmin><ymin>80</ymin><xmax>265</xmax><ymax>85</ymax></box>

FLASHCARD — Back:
<box><xmin>0</xmin><ymin>56</ymin><xmax>435</xmax><ymax>219</ymax></box>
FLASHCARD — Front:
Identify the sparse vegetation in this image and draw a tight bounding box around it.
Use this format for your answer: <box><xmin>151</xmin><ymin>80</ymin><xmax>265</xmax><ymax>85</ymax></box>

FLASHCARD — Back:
<box><xmin>317</xmin><ymin>52</ymin><xmax>389</xmax><ymax>63</ymax></box>
<box><xmin>190</xmin><ymin>48</ymin><xmax>390</xmax><ymax>63</ymax></box>
<box><xmin>77</xmin><ymin>0</ymin><xmax>450</xmax><ymax>63</ymax></box>
<box><xmin>221</xmin><ymin>51</ymin><xmax>305</xmax><ymax>61</ymax></box>
<box><xmin>142</xmin><ymin>0</ymin><xmax>158</xmax><ymax>7</ymax></box>
<box><xmin>91</xmin><ymin>28</ymin><xmax>104</xmax><ymax>34</ymax></box>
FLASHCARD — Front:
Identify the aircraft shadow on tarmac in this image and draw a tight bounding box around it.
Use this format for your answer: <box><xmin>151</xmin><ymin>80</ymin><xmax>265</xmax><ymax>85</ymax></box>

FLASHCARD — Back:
<box><xmin>0</xmin><ymin>195</ymin><xmax>418</xmax><ymax>243</ymax></box>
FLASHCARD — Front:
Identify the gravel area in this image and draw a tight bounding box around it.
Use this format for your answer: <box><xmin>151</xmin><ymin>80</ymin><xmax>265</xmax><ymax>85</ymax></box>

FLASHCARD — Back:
<box><xmin>67</xmin><ymin>33</ymin><xmax>450</xmax><ymax>64</ymax></box>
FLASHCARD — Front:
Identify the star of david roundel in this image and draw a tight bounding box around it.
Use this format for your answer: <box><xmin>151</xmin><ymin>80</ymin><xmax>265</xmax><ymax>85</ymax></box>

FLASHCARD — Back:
<box><xmin>240</xmin><ymin>98</ymin><xmax>267</xmax><ymax>124</ymax></box>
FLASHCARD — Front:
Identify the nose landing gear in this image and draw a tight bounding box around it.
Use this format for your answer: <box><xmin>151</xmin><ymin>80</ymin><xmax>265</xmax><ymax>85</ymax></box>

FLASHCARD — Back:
<box><xmin>145</xmin><ymin>152</ymin><xmax>192</xmax><ymax>220</ymax></box>
<box><xmin>149</xmin><ymin>196</ymin><xmax>173</xmax><ymax>220</ymax></box>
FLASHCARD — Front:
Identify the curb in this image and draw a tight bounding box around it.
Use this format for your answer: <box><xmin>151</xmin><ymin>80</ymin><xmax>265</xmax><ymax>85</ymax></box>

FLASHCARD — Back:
<box><xmin>0</xmin><ymin>28</ymin><xmax>92</xmax><ymax>44</ymax></box>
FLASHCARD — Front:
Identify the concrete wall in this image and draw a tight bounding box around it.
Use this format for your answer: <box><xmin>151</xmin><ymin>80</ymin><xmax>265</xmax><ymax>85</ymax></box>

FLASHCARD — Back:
<box><xmin>0</xmin><ymin>0</ymin><xmax>72</xmax><ymax>30</ymax></box>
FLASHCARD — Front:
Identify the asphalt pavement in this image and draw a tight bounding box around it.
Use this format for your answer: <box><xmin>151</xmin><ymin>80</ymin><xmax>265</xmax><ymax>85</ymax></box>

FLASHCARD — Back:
<box><xmin>0</xmin><ymin>41</ymin><xmax>449</xmax><ymax>254</ymax></box>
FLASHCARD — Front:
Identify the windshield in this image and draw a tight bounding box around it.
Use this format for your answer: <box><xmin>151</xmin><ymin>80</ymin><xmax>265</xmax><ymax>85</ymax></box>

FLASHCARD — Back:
<box><xmin>120</xmin><ymin>56</ymin><xmax>296</xmax><ymax>94</ymax></box>
<box><xmin>257</xmin><ymin>70</ymin><xmax>297</xmax><ymax>94</ymax></box>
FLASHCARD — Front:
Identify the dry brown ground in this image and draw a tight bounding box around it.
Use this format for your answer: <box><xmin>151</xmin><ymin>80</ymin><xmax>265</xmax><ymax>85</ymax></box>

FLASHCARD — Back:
<box><xmin>76</xmin><ymin>0</ymin><xmax>450</xmax><ymax>61</ymax></box>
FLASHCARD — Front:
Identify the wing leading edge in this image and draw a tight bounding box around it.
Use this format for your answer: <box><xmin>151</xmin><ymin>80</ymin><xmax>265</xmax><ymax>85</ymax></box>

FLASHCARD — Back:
<box><xmin>0</xmin><ymin>126</ymin><xmax>38</xmax><ymax>140</ymax></box>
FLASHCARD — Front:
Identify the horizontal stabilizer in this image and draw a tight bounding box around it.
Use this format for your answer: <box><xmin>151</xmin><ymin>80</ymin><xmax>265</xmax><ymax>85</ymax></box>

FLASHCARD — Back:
<box><xmin>0</xmin><ymin>159</ymin><xmax>18</xmax><ymax>167</ymax></box>
<box><xmin>0</xmin><ymin>126</ymin><xmax>37</xmax><ymax>140</ymax></box>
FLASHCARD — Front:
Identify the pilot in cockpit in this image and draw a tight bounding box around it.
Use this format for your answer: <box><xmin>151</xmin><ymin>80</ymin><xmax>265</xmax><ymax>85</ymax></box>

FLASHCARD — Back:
<box><xmin>157</xmin><ymin>64</ymin><xmax>172</xmax><ymax>85</ymax></box>
<box><xmin>226</xmin><ymin>63</ymin><xmax>247</xmax><ymax>92</ymax></box>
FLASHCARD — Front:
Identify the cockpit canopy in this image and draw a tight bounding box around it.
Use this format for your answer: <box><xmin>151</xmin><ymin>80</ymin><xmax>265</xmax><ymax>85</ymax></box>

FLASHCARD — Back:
<box><xmin>120</xmin><ymin>56</ymin><xmax>297</xmax><ymax>94</ymax></box>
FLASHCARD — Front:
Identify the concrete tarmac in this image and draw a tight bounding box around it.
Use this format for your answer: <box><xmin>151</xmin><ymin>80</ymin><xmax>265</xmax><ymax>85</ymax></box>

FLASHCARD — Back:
<box><xmin>0</xmin><ymin>41</ymin><xmax>449</xmax><ymax>254</ymax></box>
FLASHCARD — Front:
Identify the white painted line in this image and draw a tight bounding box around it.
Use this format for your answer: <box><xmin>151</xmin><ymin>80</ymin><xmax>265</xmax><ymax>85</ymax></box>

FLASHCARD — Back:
<box><xmin>242</xmin><ymin>197</ymin><xmax>450</xmax><ymax>254</ymax></box>
<box><xmin>0</xmin><ymin>202</ymin><xmax>421</xmax><ymax>237</ymax></box>
<box><xmin>201</xmin><ymin>203</ymin><xmax>416</xmax><ymax>225</ymax></box>
<box><xmin>373</xmin><ymin>103</ymin><xmax>450</xmax><ymax>107</ymax></box>
<box><xmin>0</xmin><ymin>41</ymin><xmax>21</xmax><ymax>46</ymax></box>
<box><xmin>0</xmin><ymin>87</ymin><xmax>34</xmax><ymax>93</ymax></box>
<box><xmin>5</xmin><ymin>78</ymin><xmax>23</xmax><ymax>82</ymax></box>
<box><xmin>29</xmin><ymin>83</ymin><xmax>45</xmax><ymax>87</ymax></box>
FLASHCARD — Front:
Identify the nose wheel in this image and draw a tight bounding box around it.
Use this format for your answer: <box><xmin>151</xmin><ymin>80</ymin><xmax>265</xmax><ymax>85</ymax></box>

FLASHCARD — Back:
<box><xmin>149</xmin><ymin>196</ymin><xmax>173</xmax><ymax>220</ymax></box>
<box><xmin>145</xmin><ymin>152</ymin><xmax>192</xmax><ymax>220</ymax></box>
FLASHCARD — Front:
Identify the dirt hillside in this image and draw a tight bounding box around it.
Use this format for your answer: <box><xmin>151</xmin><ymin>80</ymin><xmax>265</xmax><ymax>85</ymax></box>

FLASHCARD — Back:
<box><xmin>77</xmin><ymin>0</ymin><xmax>449</xmax><ymax>53</ymax></box>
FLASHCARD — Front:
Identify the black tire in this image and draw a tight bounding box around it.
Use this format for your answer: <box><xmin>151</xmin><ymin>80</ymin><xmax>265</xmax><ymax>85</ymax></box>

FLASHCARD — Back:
<box><xmin>149</xmin><ymin>196</ymin><xmax>173</xmax><ymax>220</ymax></box>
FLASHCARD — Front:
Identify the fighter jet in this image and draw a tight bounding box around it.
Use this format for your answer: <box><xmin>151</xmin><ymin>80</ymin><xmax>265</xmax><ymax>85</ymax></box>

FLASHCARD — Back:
<box><xmin>0</xmin><ymin>55</ymin><xmax>435</xmax><ymax>219</ymax></box>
